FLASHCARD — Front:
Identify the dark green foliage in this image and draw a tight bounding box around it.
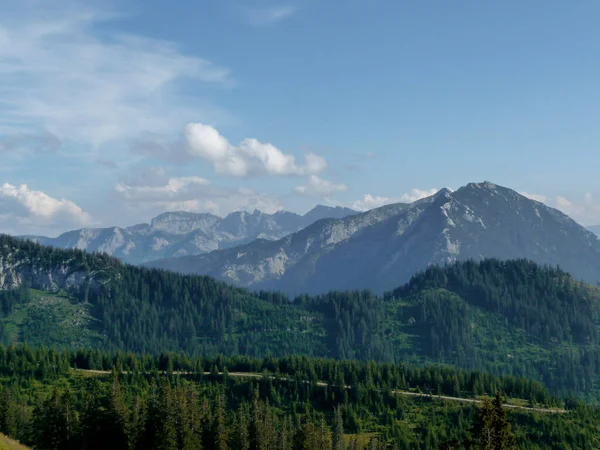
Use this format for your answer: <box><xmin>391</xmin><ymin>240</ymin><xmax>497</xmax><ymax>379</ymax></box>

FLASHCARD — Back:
<box><xmin>5</xmin><ymin>235</ymin><xmax>600</xmax><ymax>400</ymax></box>
<box><xmin>469</xmin><ymin>392</ymin><xmax>516</xmax><ymax>450</ymax></box>
<box><xmin>392</xmin><ymin>259</ymin><xmax>599</xmax><ymax>345</ymax></box>
<box><xmin>1</xmin><ymin>345</ymin><xmax>600</xmax><ymax>449</ymax></box>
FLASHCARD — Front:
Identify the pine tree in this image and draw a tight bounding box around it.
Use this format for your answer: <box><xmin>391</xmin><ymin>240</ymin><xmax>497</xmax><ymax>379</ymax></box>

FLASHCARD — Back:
<box><xmin>129</xmin><ymin>395</ymin><xmax>147</xmax><ymax>450</ymax></box>
<box><xmin>469</xmin><ymin>392</ymin><xmax>516</xmax><ymax>450</ymax></box>
<box><xmin>79</xmin><ymin>381</ymin><xmax>105</xmax><ymax>450</ymax></box>
<box><xmin>183</xmin><ymin>384</ymin><xmax>203</xmax><ymax>450</ymax></box>
<box><xmin>0</xmin><ymin>387</ymin><xmax>17</xmax><ymax>438</ymax></box>
<box><xmin>490</xmin><ymin>392</ymin><xmax>516</xmax><ymax>450</ymax></box>
<box><xmin>233</xmin><ymin>404</ymin><xmax>250</xmax><ymax>450</ymax></box>
<box><xmin>157</xmin><ymin>381</ymin><xmax>178</xmax><ymax>450</ymax></box>
<box><xmin>332</xmin><ymin>406</ymin><xmax>345</xmax><ymax>450</ymax></box>
<box><xmin>107</xmin><ymin>372</ymin><xmax>130</xmax><ymax>450</ymax></box>
<box><xmin>212</xmin><ymin>393</ymin><xmax>229</xmax><ymax>450</ymax></box>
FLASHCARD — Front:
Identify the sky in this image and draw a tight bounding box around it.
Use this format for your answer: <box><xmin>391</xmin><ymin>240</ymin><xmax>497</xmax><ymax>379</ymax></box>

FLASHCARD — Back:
<box><xmin>1</xmin><ymin>0</ymin><xmax>600</xmax><ymax>236</ymax></box>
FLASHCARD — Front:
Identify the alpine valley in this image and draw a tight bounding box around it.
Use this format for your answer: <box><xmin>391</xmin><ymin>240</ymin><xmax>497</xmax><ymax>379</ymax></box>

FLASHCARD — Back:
<box><xmin>147</xmin><ymin>182</ymin><xmax>600</xmax><ymax>295</ymax></box>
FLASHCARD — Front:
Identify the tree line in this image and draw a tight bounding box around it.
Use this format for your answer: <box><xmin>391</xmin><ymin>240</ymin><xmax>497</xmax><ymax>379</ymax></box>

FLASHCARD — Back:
<box><xmin>2</xmin><ymin>345</ymin><xmax>599</xmax><ymax>449</ymax></box>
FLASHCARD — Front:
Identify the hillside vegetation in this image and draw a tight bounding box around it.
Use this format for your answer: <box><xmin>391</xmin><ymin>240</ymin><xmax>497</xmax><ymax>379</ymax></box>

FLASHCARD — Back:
<box><xmin>1</xmin><ymin>345</ymin><xmax>598</xmax><ymax>449</ymax></box>
<box><xmin>0</xmin><ymin>434</ymin><xmax>30</xmax><ymax>450</ymax></box>
<box><xmin>3</xmin><ymin>235</ymin><xmax>600</xmax><ymax>400</ymax></box>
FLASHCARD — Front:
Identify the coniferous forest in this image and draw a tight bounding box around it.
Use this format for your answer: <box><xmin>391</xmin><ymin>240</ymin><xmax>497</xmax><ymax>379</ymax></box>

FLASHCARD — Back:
<box><xmin>0</xmin><ymin>345</ymin><xmax>599</xmax><ymax>449</ymax></box>
<box><xmin>3</xmin><ymin>235</ymin><xmax>600</xmax><ymax>448</ymax></box>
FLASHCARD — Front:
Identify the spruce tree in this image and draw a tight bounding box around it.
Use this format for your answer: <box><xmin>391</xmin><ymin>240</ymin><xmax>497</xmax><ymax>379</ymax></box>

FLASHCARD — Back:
<box><xmin>469</xmin><ymin>392</ymin><xmax>516</xmax><ymax>450</ymax></box>
<box><xmin>332</xmin><ymin>406</ymin><xmax>345</xmax><ymax>450</ymax></box>
<box><xmin>0</xmin><ymin>387</ymin><xmax>17</xmax><ymax>438</ymax></box>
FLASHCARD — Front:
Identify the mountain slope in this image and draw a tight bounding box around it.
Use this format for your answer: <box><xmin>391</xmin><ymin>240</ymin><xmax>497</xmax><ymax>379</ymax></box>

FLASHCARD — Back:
<box><xmin>588</xmin><ymin>225</ymin><xmax>600</xmax><ymax>236</ymax></box>
<box><xmin>22</xmin><ymin>205</ymin><xmax>357</xmax><ymax>265</ymax></box>
<box><xmin>148</xmin><ymin>182</ymin><xmax>600</xmax><ymax>294</ymax></box>
<box><xmin>3</xmin><ymin>237</ymin><xmax>600</xmax><ymax>399</ymax></box>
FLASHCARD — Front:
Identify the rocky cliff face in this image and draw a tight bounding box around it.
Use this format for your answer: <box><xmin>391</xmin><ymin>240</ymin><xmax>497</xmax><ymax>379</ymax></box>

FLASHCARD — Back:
<box><xmin>22</xmin><ymin>206</ymin><xmax>357</xmax><ymax>265</ymax></box>
<box><xmin>0</xmin><ymin>252</ymin><xmax>88</xmax><ymax>293</ymax></box>
<box><xmin>147</xmin><ymin>182</ymin><xmax>600</xmax><ymax>295</ymax></box>
<box><xmin>0</xmin><ymin>237</ymin><xmax>117</xmax><ymax>294</ymax></box>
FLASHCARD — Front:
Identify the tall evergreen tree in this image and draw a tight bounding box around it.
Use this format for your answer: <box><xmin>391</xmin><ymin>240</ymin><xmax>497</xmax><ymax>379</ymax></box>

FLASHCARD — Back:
<box><xmin>469</xmin><ymin>392</ymin><xmax>516</xmax><ymax>450</ymax></box>
<box><xmin>332</xmin><ymin>406</ymin><xmax>345</xmax><ymax>450</ymax></box>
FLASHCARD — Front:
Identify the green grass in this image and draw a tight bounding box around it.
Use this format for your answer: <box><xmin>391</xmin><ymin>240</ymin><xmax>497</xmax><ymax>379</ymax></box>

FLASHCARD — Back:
<box><xmin>0</xmin><ymin>434</ymin><xmax>30</xmax><ymax>450</ymax></box>
<box><xmin>1</xmin><ymin>289</ymin><xmax>103</xmax><ymax>348</ymax></box>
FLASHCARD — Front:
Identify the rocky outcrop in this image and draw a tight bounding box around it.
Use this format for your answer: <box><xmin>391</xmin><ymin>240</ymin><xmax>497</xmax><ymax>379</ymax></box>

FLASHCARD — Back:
<box><xmin>0</xmin><ymin>251</ymin><xmax>105</xmax><ymax>294</ymax></box>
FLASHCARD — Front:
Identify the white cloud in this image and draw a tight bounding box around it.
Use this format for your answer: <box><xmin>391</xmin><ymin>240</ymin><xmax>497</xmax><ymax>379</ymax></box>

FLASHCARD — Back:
<box><xmin>115</xmin><ymin>176</ymin><xmax>210</xmax><ymax>200</ymax></box>
<box><xmin>112</xmin><ymin>168</ymin><xmax>282</xmax><ymax>218</ymax></box>
<box><xmin>243</xmin><ymin>5</ymin><xmax>298</xmax><ymax>26</ymax></box>
<box><xmin>521</xmin><ymin>191</ymin><xmax>600</xmax><ymax>226</ymax></box>
<box><xmin>352</xmin><ymin>188</ymin><xmax>439</xmax><ymax>211</ymax></box>
<box><xmin>294</xmin><ymin>175</ymin><xmax>347</xmax><ymax>197</ymax></box>
<box><xmin>185</xmin><ymin>123</ymin><xmax>327</xmax><ymax>177</ymax></box>
<box><xmin>399</xmin><ymin>188</ymin><xmax>439</xmax><ymax>203</ymax></box>
<box><xmin>352</xmin><ymin>194</ymin><xmax>396</xmax><ymax>211</ymax></box>
<box><xmin>0</xmin><ymin>183</ymin><xmax>91</xmax><ymax>234</ymax></box>
<box><xmin>0</xmin><ymin>1</ymin><xmax>232</xmax><ymax>148</ymax></box>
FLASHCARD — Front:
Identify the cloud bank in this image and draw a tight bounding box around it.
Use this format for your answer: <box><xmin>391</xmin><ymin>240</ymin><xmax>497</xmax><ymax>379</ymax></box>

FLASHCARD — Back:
<box><xmin>0</xmin><ymin>1</ymin><xmax>232</xmax><ymax>148</ymax></box>
<box><xmin>352</xmin><ymin>188</ymin><xmax>439</xmax><ymax>211</ymax></box>
<box><xmin>521</xmin><ymin>191</ymin><xmax>600</xmax><ymax>226</ymax></box>
<box><xmin>294</xmin><ymin>175</ymin><xmax>347</xmax><ymax>197</ymax></box>
<box><xmin>113</xmin><ymin>168</ymin><xmax>282</xmax><ymax>219</ymax></box>
<box><xmin>185</xmin><ymin>123</ymin><xmax>327</xmax><ymax>177</ymax></box>
<box><xmin>0</xmin><ymin>183</ymin><xmax>91</xmax><ymax>234</ymax></box>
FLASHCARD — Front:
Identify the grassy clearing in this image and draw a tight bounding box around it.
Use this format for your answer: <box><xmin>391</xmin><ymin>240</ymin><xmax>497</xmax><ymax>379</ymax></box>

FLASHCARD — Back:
<box><xmin>0</xmin><ymin>434</ymin><xmax>30</xmax><ymax>450</ymax></box>
<box><xmin>1</xmin><ymin>289</ymin><xmax>103</xmax><ymax>348</ymax></box>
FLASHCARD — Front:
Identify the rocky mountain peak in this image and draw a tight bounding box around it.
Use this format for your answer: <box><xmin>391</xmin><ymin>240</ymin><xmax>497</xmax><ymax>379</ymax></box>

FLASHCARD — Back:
<box><xmin>20</xmin><ymin>206</ymin><xmax>357</xmax><ymax>265</ymax></box>
<box><xmin>147</xmin><ymin>181</ymin><xmax>600</xmax><ymax>296</ymax></box>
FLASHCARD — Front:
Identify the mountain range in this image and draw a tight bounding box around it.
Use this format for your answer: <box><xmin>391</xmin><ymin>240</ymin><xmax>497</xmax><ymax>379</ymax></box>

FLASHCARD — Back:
<box><xmin>589</xmin><ymin>225</ymin><xmax>600</xmax><ymax>236</ymax></box>
<box><xmin>147</xmin><ymin>181</ymin><xmax>600</xmax><ymax>295</ymax></box>
<box><xmin>21</xmin><ymin>205</ymin><xmax>357</xmax><ymax>265</ymax></box>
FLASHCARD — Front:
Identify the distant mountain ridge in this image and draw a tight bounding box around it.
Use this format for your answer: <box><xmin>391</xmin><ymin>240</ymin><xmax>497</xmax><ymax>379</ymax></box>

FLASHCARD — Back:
<box><xmin>147</xmin><ymin>181</ymin><xmax>600</xmax><ymax>294</ymax></box>
<box><xmin>589</xmin><ymin>225</ymin><xmax>600</xmax><ymax>236</ymax></box>
<box><xmin>21</xmin><ymin>205</ymin><xmax>357</xmax><ymax>265</ymax></box>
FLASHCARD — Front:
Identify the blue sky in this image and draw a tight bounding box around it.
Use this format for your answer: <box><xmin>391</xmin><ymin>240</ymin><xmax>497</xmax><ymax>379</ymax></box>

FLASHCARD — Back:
<box><xmin>1</xmin><ymin>0</ymin><xmax>599</xmax><ymax>235</ymax></box>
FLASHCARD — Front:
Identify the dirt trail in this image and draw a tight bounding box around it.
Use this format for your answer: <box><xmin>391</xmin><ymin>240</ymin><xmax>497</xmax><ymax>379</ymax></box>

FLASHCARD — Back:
<box><xmin>74</xmin><ymin>369</ymin><xmax>566</xmax><ymax>414</ymax></box>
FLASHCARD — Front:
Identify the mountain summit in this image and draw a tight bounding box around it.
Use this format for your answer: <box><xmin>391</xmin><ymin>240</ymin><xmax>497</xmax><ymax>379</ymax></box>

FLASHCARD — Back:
<box><xmin>22</xmin><ymin>205</ymin><xmax>357</xmax><ymax>265</ymax></box>
<box><xmin>147</xmin><ymin>181</ymin><xmax>600</xmax><ymax>294</ymax></box>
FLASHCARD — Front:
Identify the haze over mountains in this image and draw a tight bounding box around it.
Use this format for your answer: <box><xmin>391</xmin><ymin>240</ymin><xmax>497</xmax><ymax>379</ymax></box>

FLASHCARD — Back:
<box><xmin>147</xmin><ymin>181</ymin><xmax>600</xmax><ymax>295</ymax></box>
<box><xmin>21</xmin><ymin>205</ymin><xmax>357</xmax><ymax>265</ymax></box>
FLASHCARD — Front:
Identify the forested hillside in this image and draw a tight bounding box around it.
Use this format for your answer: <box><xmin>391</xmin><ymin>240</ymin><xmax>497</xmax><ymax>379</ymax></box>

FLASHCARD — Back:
<box><xmin>3</xmin><ymin>235</ymin><xmax>600</xmax><ymax>401</ymax></box>
<box><xmin>1</xmin><ymin>345</ymin><xmax>598</xmax><ymax>449</ymax></box>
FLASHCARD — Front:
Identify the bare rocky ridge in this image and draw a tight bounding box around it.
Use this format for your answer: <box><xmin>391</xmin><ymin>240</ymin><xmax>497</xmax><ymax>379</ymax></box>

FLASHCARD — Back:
<box><xmin>21</xmin><ymin>205</ymin><xmax>357</xmax><ymax>265</ymax></box>
<box><xmin>147</xmin><ymin>182</ymin><xmax>600</xmax><ymax>295</ymax></box>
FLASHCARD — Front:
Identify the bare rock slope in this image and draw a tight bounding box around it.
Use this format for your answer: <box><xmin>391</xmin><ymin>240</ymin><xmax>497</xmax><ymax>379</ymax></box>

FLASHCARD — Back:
<box><xmin>147</xmin><ymin>182</ymin><xmax>600</xmax><ymax>295</ymax></box>
<box><xmin>22</xmin><ymin>206</ymin><xmax>356</xmax><ymax>265</ymax></box>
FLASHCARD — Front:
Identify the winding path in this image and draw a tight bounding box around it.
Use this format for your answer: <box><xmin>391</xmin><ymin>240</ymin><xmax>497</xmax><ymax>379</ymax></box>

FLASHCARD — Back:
<box><xmin>74</xmin><ymin>369</ymin><xmax>566</xmax><ymax>414</ymax></box>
